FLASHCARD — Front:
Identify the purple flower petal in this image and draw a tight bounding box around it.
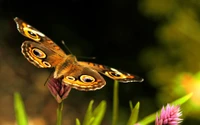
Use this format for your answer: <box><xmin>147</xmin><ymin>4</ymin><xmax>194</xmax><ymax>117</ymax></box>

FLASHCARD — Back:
<box><xmin>47</xmin><ymin>75</ymin><xmax>71</xmax><ymax>103</ymax></box>
<box><xmin>155</xmin><ymin>104</ymin><xmax>182</xmax><ymax>125</ymax></box>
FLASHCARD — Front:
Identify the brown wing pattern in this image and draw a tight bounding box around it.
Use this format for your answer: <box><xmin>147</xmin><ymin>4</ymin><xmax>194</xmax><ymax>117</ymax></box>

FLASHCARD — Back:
<box><xmin>78</xmin><ymin>61</ymin><xmax>144</xmax><ymax>83</ymax></box>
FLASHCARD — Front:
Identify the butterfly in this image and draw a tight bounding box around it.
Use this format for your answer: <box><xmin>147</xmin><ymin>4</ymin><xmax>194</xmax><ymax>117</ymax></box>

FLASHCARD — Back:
<box><xmin>14</xmin><ymin>17</ymin><xmax>144</xmax><ymax>91</ymax></box>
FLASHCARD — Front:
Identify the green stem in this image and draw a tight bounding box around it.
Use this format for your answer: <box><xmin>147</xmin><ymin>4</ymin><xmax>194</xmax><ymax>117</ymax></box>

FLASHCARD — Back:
<box><xmin>112</xmin><ymin>80</ymin><xmax>119</xmax><ymax>125</ymax></box>
<box><xmin>56</xmin><ymin>102</ymin><xmax>64</xmax><ymax>125</ymax></box>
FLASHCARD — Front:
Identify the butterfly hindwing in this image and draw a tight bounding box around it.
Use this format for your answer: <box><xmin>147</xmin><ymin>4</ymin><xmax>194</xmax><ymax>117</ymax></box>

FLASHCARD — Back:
<box><xmin>21</xmin><ymin>41</ymin><xmax>65</xmax><ymax>68</ymax></box>
<box><xmin>61</xmin><ymin>64</ymin><xmax>106</xmax><ymax>91</ymax></box>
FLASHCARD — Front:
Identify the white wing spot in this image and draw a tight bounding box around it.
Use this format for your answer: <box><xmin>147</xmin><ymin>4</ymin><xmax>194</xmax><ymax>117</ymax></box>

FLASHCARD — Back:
<box><xmin>24</xmin><ymin>27</ymin><xmax>45</xmax><ymax>37</ymax></box>
<box><xmin>16</xmin><ymin>23</ymin><xmax>20</xmax><ymax>30</ymax></box>
<box><xmin>110</xmin><ymin>68</ymin><xmax>118</xmax><ymax>72</ymax></box>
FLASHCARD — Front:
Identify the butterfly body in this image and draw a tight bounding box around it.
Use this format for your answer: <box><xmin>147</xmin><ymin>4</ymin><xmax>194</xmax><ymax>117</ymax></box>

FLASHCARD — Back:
<box><xmin>14</xmin><ymin>17</ymin><xmax>143</xmax><ymax>91</ymax></box>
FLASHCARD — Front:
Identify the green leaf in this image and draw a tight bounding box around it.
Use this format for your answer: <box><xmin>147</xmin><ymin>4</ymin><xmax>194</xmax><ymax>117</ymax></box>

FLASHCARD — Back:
<box><xmin>171</xmin><ymin>93</ymin><xmax>193</xmax><ymax>105</ymax></box>
<box><xmin>92</xmin><ymin>100</ymin><xmax>107</xmax><ymax>125</ymax></box>
<box><xmin>14</xmin><ymin>92</ymin><xmax>28</xmax><ymax>125</ymax></box>
<box><xmin>89</xmin><ymin>117</ymin><xmax>95</xmax><ymax>125</ymax></box>
<box><xmin>129</xmin><ymin>101</ymin><xmax>133</xmax><ymax>111</ymax></box>
<box><xmin>56</xmin><ymin>102</ymin><xmax>63</xmax><ymax>125</ymax></box>
<box><xmin>78</xmin><ymin>100</ymin><xmax>107</xmax><ymax>125</ymax></box>
<box><xmin>76</xmin><ymin>118</ymin><xmax>81</xmax><ymax>125</ymax></box>
<box><xmin>137</xmin><ymin>113</ymin><xmax>155</xmax><ymax>125</ymax></box>
<box><xmin>127</xmin><ymin>102</ymin><xmax>140</xmax><ymax>125</ymax></box>
<box><xmin>112</xmin><ymin>80</ymin><xmax>119</xmax><ymax>125</ymax></box>
<box><xmin>137</xmin><ymin>93</ymin><xmax>193</xmax><ymax>125</ymax></box>
<box><xmin>83</xmin><ymin>100</ymin><xmax>94</xmax><ymax>125</ymax></box>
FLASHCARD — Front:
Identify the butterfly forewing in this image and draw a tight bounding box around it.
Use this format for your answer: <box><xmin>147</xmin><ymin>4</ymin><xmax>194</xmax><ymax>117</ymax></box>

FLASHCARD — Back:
<box><xmin>78</xmin><ymin>61</ymin><xmax>144</xmax><ymax>83</ymax></box>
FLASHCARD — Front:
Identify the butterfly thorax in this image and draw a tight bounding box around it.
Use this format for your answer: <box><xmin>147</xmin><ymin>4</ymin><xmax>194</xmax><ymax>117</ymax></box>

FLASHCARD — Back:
<box><xmin>54</xmin><ymin>55</ymin><xmax>78</xmax><ymax>78</ymax></box>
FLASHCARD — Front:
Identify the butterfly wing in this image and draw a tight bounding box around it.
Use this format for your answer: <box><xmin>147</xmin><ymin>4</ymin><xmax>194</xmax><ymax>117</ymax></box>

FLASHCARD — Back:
<box><xmin>78</xmin><ymin>62</ymin><xmax>144</xmax><ymax>83</ymax></box>
<box><xmin>14</xmin><ymin>17</ymin><xmax>66</xmax><ymax>55</ymax></box>
<box><xmin>59</xmin><ymin>63</ymin><xmax>106</xmax><ymax>91</ymax></box>
<box><xmin>14</xmin><ymin>17</ymin><xmax>67</xmax><ymax>68</ymax></box>
<box><xmin>21</xmin><ymin>41</ymin><xmax>66</xmax><ymax>68</ymax></box>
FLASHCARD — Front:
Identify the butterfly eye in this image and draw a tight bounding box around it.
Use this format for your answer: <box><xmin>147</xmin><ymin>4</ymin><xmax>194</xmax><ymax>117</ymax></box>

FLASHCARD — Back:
<box><xmin>32</xmin><ymin>48</ymin><xmax>46</xmax><ymax>58</ymax></box>
<box><xmin>80</xmin><ymin>75</ymin><xmax>95</xmax><ymax>83</ymax></box>
<box><xmin>66</xmin><ymin>76</ymin><xmax>76</xmax><ymax>81</ymax></box>
<box><xmin>43</xmin><ymin>61</ymin><xmax>51</xmax><ymax>67</ymax></box>
<box><xmin>108</xmin><ymin>71</ymin><xmax>121</xmax><ymax>77</ymax></box>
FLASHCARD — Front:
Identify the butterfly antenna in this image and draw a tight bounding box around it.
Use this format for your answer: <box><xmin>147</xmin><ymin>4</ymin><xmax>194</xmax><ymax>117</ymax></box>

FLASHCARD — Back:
<box><xmin>77</xmin><ymin>56</ymin><xmax>96</xmax><ymax>60</ymax></box>
<box><xmin>61</xmin><ymin>40</ymin><xmax>96</xmax><ymax>60</ymax></box>
<box><xmin>44</xmin><ymin>72</ymin><xmax>53</xmax><ymax>86</ymax></box>
<box><xmin>61</xmin><ymin>40</ymin><xmax>73</xmax><ymax>55</ymax></box>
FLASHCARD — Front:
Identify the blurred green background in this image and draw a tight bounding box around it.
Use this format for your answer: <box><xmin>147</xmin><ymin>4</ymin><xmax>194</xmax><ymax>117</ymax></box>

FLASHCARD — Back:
<box><xmin>0</xmin><ymin>0</ymin><xmax>200</xmax><ymax>124</ymax></box>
